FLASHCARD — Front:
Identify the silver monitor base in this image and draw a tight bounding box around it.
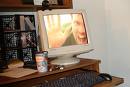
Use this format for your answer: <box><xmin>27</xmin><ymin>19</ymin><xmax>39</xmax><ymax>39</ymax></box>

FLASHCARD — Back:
<box><xmin>50</xmin><ymin>54</ymin><xmax>80</xmax><ymax>65</ymax></box>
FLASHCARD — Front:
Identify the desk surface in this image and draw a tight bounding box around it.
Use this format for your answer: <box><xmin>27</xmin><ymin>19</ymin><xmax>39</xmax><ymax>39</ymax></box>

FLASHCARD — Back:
<box><xmin>0</xmin><ymin>59</ymin><xmax>100</xmax><ymax>85</ymax></box>
<box><xmin>0</xmin><ymin>58</ymin><xmax>124</xmax><ymax>87</ymax></box>
<box><xmin>94</xmin><ymin>76</ymin><xmax>124</xmax><ymax>87</ymax></box>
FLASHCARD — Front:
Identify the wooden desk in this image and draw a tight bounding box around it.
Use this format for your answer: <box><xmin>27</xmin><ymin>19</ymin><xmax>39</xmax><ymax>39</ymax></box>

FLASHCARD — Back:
<box><xmin>94</xmin><ymin>76</ymin><xmax>124</xmax><ymax>87</ymax></box>
<box><xmin>0</xmin><ymin>59</ymin><xmax>124</xmax><ymax>87</ymax></box>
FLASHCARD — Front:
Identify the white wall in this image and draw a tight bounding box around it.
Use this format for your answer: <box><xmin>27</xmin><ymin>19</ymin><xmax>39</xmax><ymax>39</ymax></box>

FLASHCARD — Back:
<box><xmin>105</xmin><ymin>0</ymin><xmax>130</xmax><ymax>86</ymax></box>
<box><xmin>74</xmin><ymin>0</ymin><xmax>130</xmax><ymax>86</ymax></box>
<box><xmin>73</xmin><ymin>0</ymin><xmax>108</xmax><ymax>72</ymax></box>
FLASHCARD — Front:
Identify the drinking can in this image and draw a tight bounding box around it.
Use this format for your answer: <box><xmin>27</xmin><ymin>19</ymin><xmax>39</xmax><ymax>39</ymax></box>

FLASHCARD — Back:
<box><xmin>35</xmin><ymin>51</ymin><xmax>48</xmax><ymax>72</ymax></box>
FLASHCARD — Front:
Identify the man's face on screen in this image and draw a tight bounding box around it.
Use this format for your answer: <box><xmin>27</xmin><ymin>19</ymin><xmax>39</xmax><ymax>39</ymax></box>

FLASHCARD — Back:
<box><xmin>72</xmin><ymin>14</ymin><xmax>88</xmax><ymax>44</ymax></box>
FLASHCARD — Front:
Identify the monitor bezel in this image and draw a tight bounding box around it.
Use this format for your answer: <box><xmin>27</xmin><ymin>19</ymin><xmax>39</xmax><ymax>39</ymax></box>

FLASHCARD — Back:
<box><xmin>37</xmin><ymin>9</ymin><xmax>93</xmax><ymax>57</ymax></box>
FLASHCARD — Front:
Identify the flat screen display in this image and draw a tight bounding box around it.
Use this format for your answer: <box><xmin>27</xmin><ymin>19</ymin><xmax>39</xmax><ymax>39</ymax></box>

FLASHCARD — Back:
<box><xmin>43</xmin><ymin>13</ymin><xmax>88</xmax><ymax>48</ymax></box>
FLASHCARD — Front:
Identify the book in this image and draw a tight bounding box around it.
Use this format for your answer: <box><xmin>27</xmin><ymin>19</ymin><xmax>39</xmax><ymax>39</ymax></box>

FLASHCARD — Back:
<box><xmin>15</xmin><ymin>15</ymin><xmax>20</xmax><ymax>30</ymax></box>
<box><xmin>25</xmin><ymin>17</ymin><xmax>35</xmax><ymax>30</ymax></box>
<box><xmin>20</xmin><ymin>15</ymin><xmax>25</xmax><ymax>31</ymax></box>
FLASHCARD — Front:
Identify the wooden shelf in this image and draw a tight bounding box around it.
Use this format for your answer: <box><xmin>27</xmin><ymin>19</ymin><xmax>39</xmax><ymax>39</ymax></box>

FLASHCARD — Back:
<box><xmin>0</xmin><ymin>0</ymin><xmax>73</xmax><ymax>11</ymax></box>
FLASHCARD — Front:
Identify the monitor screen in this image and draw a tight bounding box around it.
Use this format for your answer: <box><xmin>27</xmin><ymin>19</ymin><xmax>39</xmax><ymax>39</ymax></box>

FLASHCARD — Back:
<box><xmin>43</xmin><ymin>13</ymin><xmax>88</xmax><ymax>48</ymax></box>
<box><xmin>37</xmin><ymin>9</ymin><xmax>93</xmax><ymax>65</ymax></box>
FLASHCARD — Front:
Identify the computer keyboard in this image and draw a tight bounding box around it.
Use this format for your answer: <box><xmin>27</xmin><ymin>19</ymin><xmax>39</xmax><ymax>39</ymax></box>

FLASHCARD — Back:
<box><xmin>33</xmin><ymin>70</ymin><xmax>112</xmax><ymax>87</ymax></box>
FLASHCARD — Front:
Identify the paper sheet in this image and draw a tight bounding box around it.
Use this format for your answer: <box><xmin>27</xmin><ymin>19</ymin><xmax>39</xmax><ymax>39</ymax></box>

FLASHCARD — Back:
<box><xmin>0</xmin><ymin>67</ymin><xmax>37</xmax><ymax>78</ymax></box>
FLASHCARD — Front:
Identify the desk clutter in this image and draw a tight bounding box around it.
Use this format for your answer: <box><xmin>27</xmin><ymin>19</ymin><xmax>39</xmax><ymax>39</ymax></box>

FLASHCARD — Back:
<box><xmin>0</xmin><ymin>59</ymin><xmax>124</xmax><ymax>87</ymax></box>
<box><xmin>32</xmin><ymin>70</ymin><xmax>112</xmax><ymax>87</ymax></box>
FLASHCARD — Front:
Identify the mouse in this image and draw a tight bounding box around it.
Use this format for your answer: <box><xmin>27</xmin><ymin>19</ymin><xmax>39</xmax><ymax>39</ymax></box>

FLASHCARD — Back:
<box><xmin>98</xmin><ymin>73</ymin><xmax>112</xmax><ymax>81</ymax></box>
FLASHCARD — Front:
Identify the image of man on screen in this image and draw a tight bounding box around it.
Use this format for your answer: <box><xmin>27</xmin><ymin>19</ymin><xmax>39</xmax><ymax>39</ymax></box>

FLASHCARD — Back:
<box><xmin>63</xmin><ymin>14</ymin><xmax>88</xmax><ymax>46</ymax></box>
<box><xmin>44</xmin><ymin>13</ymin><xmax>88</xmax><ymax>48</ymax></box>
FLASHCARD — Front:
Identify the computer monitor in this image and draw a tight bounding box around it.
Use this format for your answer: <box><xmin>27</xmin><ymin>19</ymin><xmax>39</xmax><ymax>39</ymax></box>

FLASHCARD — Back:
<box><xmin>37</xmin><ymin>9</ymin><xmax>93</xmax><ymax>65</ymax></box>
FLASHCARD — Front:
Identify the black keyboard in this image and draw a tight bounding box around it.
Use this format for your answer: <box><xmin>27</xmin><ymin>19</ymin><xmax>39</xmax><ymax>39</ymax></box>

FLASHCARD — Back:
<box><xmin>33</xmin><ymin>70</ymin><xmax>112</xmax><ymax>87</ymax></box>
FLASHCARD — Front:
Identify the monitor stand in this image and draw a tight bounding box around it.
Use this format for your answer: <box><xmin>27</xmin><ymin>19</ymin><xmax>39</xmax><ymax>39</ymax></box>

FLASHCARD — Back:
<box><xmin>50</xmin><ymin>54</ymin><xmax>80</xmax><ymax>65</ymax></box>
